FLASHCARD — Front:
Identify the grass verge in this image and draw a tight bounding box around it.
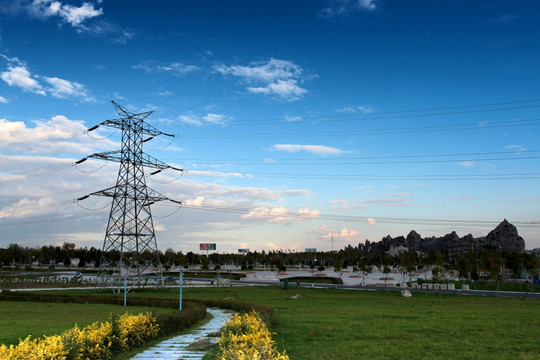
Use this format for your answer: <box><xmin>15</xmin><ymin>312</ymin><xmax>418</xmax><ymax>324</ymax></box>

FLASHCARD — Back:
<box><xmin>0</xmin><ymin>301</ymin><xmax>171</xmax><ymax>346</ymax></box>
<box><xmin>130</xmin><ymin>286</ymin><xmax>540</xmax><ymax>360</ymax></box>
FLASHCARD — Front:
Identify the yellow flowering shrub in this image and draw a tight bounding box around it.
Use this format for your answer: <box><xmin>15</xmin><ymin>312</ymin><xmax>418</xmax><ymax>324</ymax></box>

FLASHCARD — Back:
<box><xmin>0</xmin><ymin>312</ymin><xmax>159</xmax><ymax>360</ymax></box>
<box><xmin>0</xmin><ymin>335</ymin><xmax>68</xmax><ymax>360</ymax></box>
<box><xmin>62</xmin><ymin>321</ymin><xmax>115</xmax><ymax>360</ymax></box>
<box><xmin>218</xmin><ymin>312</ymin><xmax>289</xmax><ymax>360</ymax></box>
<box><xmin>117</xmin><ymin>312</ymin><xmax>160</xmax><ymax>350</ymax></box>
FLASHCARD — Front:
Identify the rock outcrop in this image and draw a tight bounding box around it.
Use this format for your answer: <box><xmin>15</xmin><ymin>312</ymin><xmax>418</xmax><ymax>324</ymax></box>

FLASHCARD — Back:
<box><xmin>358</xmin><ymin>219</ymin><xmax>526</xmax><ymax>259</ymax></box>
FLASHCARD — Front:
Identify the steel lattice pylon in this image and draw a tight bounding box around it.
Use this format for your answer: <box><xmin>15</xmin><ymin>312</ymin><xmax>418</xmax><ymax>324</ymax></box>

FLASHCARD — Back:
<box><xmin>83</xmin><ymin>101</ymin><xmax>182</xmax><ymax>292</ymax></box>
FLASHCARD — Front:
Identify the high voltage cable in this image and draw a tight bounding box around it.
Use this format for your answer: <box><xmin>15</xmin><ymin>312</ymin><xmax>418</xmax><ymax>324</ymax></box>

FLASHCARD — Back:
<box><xmin>0</xmin><ymin>163</ymin><xmax>74</xmax><ymax>186</ymax></box>
<box><xmin>0</xmin><ymin>131</ymin><xmax>88</xmax><ymax>158</ymax></box>
<box><xmin>179</xmin><ymin>118</ymin><xmax>540</xmax><ymax>138</ymax></box>
<box><xmin>225</xmin><ymin>104</ymin><xmax>540</xmax><ymax>127</ymax></box>
<box><xmin>2</xmin><ymin>149</ymin><xmax>539</xmax><ymax>187</ymax></box>
<box><xmin>185</xmin><ymin>155</ymin><xmax>540</xmax><ymax>166</ymax></box>
<box><xmin>3</xmin><ymin>200</ymin><xmax>539</xmax><ymax>229</ymax></box>
<box><xmin>171</xmin><ymin>203</ymin><xmax>540</xmax><ymax>229</ymax></box>
<box><xmin>156</xmin><ymin>98</ymin><xmax>540</xmax><ymax>127</ymax></box>
<box><xmin>194</xmin><ymin>172</ymin><xmax>540</xmax><ymax>181</ymax></box>
<box><xmin>0</xmin><ymin>183</ymin><xmax>111</xmax><ymax>206</ymax></box>
<box><xmin>175</xmin><ymin>149</ymin><xmax>540</xmax><ymax>163</ymax></box>
<box><xmin>4</xmin><ymin>98</ymin><xmax>539</xmax><ymax>154</ymax></box>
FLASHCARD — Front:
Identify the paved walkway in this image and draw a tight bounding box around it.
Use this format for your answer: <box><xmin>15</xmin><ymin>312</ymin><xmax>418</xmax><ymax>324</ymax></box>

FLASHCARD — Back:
<box><xmin>131</xmin><ymin>308</ymin><xmax>233</xmax><ymax>360</ymax></box>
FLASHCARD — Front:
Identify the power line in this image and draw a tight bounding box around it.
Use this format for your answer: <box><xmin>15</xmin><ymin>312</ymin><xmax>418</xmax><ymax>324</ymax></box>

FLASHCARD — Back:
<box><xmin>175</xmin><ymin>149</ymin><xmax>540</xmax><ymax>165</ymax></box>
<box><xmin>178</xmin><ymin>117</ymin><xmax>540</xmax><ymax>139</ymax></box>
<box><xmin>159</xmin><ymin>98</ymin><xmax>540</xmax><ymax>127</ymax></box>
<box><xmin>174</xmin><ymin>203</ymin><xmax>540</xmax><ymax>229</ymax></box>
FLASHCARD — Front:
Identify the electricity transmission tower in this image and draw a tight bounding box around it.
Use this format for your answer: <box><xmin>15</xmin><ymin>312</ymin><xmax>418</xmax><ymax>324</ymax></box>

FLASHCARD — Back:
<box><xmin>78</xmin><ymin>101</ymin><xmax>182</xmax><ymax>292</ymax></box>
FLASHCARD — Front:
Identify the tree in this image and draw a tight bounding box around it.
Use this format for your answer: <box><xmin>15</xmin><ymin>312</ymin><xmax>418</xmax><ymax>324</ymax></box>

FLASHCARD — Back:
<box><xmin>505</xmin><ymin>251</ymin><xmax>523</xmax><ymax>280</ymax></box>
<box><xmin>481</xmin><ymin>252</ymin><xmax>503</xmax><ymax>281</ymax></box>
<box><xmin>357</xmin><ymin>257</ymin><xmax>372</xmax><ymax>285</ymax></box>
<box><xmin>333</xmin><ymin>257</ymin><xmax>344</xmax><ymax>286</ymax></box>
<box><xmin>524</xmin><ymin>252</ymin><xmax>539</xmax><ymax>279</ymax></box>
<box><xmin>163</xmin><ymin>248</ymin><xmax>176</xmax><ymax>265</ymax></box>
<box><xmin>457</xmin><ymin>253</ymin><xmax>474</xmax><ymax>281</ymax></box>
<box><xmin>398</xmin><ymin>250</ymin><xmax>416</xmax><ymax>283</ymax></box>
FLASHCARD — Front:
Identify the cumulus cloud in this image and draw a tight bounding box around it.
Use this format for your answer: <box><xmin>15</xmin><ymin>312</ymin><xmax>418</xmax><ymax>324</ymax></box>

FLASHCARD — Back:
<box><xmin>0</xmin><ymin>115</ymin><xmax>114</xmax><ymax>154</ymax></box>
<box><xmin>1</xmin><ymin>62</ymin><xmax>45</xmax><ymax>95</ymax></box>
<box><xmin>315</xmin><ymin>225</ymin><xmax>362</xmax><ymax>242</ymax></box>
<box><xmin>1</xmin><ymin>56</ymin><xmax>93</xmax><ymax>101</ymax></box>
<box><xmin>273</xmin><ymin>144</ymin><xmax>345</xmax><ymax>156</ymax></box>
<box><xmin>44</xmin><ymin>76</ymin><xmax>92</xmax><ymax>100</ymax></box>
<box><xmin>3</xmin><ymin>1</ymin><xmax>132</xmax><ymax>42</ymax></box>
<box><xmin>319</xmin><ymin>0</ymin><xmax>378</xmax><ymax>19</ymax></box>
<box><xmin>214</xmin><ymin>58</ymin><xmax>310</xmax><ymax>101</ymax></box>
<box><xmin>24</xmin><ymin>0</ymin><xmax>103</xmax><ymax>27</ymax></box>
<box><xmin>242</xmin><ymin>205</ymin><xmax>320</xmax><ymax>224</ymax></box>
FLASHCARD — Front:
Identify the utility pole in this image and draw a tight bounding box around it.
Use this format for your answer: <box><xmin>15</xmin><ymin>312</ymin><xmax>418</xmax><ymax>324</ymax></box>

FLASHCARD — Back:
<box><xmin>77</xmin><ymin>101</ymin><xmax>182</xmax><ymax>292</ymax></box>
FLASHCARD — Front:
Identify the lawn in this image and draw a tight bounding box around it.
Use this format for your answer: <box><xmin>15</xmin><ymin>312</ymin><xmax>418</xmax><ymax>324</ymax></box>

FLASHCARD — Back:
<box><xmin>4</xmin><ymin>286</ymin><xmax>540</xmax><ymax>359</ymax></box>
<box><xmin>0</xmin><ymin>301</ymin><xmax>172</xmax><ymax>346</ymax></box>
<box><xmin>169</xmin><ymin>286</ymin><xmax>540</xmax><ymax>360</ymax></box>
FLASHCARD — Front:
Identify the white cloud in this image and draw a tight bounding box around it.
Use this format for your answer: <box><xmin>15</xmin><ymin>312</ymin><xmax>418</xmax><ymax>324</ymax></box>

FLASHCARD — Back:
<box><xmin>133</xmin><ymin>61</ymin><xmax>200</xmax><ymax>76</ymax></box>
<box><xmin>248</xmin><ymin>79</ymin><xmax>307</xmax><ymax>99</ymax></box>
<box><xmin>284</xmin><ymin>116</ymin><xmax>302</xmax><ymax>122</ymax></box>
<box><xmin>220</xmin><ymin>186</ymin><xmax>310</xmax><ymax>202</ymax></box>
<box><xmin>186</xmin><ymin>170</ymin><xmax>245</xmax><ymax>178</ymax></box>
<box><xmin>44</xmin><ymin>76</ymin><xmax>93</xmax><ymax>100</ymax></box>
<box><xmin>203</xmin><ymin>113</ymin><xmax>229</xmax><ymax>125</ymax></box>
<box><xmin>26</xmin><ymin>0</ymin><xmax>103</xmax><ymax>27</ymax></box>
<box><xmin>215</xmin><ymin>58</ymin><xmax>302</xmax><ymax>82</ymax></box>
<box><xmin>336</xmin><ymin>105</ymin><xmax>374</xmax><ymax>114</ymax></box>
<box><xmin>273</xmin><ymin>144</ymin><xmax>345</xmax><ymax>156</ymax></box>
<box><xmin>0</xmin><ymin>115</ymin><xmax>115</xmax><ymax>154</ymax></box>
<box><xmin>504</xmin><ymin>144</ymin><xmax>526</xmax><ymax>152</ymax></box>
<box><xmin>1</xmin><ymin>64</ymin><xmax>46</xmax><ymax>95</ymax></box>
<box><xmin>214</xmin><ymin>58</ymin><xmax>310</xmax><ymax>101</ymax></box>
<box><xmin>319</xmin><ymin>0</ymin><xmax>378</xmax><ymax>19</ymax></box>
<box><xmin>242</xmin><ymin>206</ymin><xmax>291</xmax><ymax>224</ymax></box>
<box><xmin>0</xmin><ymin>95</ymin><xmax>8</xmax><ymax>103</ymax></box>
<box><xmin>1</xmin><ymin>57</ymin><xmax>93</xmax><ymax>101</ymax></box>
<box><xmin>177</xmin><ymin>114</ymin><xmax>202</xmax><ymax>126</ymax></box>
<box><xmin>241</xmin><ymin>205</ymin><xmax>320</xmax><ymax>225</ymax></box>
<box><xmin>57</xmin><ymin>1</ymin><xmax>103</xmax><ymax>27</ymax></box>
<box><xmin>315</xmin><ymin>226</ymin><xmax>362</xmax><ymax>242</ymax></box>
<box><xmin>177</xmin><ymin>112</ymin><xmax>231</xmax><ymax>127</ymax></box>
<box><xmin>459</xmin><ymin>161</ymin><xmax>475</xmax><ymax>168</ymax></box>
<box><xmin>6</xmin><ymin>1</ymin><xmax>131</xmax><ymax>42</ymax></box>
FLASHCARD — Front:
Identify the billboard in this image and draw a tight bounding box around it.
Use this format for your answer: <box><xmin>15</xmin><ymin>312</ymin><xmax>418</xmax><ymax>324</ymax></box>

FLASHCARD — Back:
<box><xmin>305</xmin><ymin>248</ymin><xmax>317</xmax><ymax>253</ymax></box>
<box><xmin>238</xmin><ymin>248</ymin><xmax>250</xmax><ymax>254</ymax></box>
<box><xmin>200</xmin><ymin>243</ymin><xmax>216</xmax><ymax>251</ymax></box>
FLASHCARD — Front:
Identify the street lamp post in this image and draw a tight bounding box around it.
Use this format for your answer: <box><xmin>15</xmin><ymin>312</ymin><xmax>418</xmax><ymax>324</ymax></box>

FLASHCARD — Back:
<box><xmin>179</xmin><ymin>269</ymin><xmax>183</xmax><ymax>311</ymax></box>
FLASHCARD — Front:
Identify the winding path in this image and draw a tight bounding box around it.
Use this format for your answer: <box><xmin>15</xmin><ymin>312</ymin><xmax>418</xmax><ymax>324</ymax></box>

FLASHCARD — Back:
<box><xmin>131</xmin><ymin>308</ymin><xmax>232</xmax><ymax>360</ymax></box>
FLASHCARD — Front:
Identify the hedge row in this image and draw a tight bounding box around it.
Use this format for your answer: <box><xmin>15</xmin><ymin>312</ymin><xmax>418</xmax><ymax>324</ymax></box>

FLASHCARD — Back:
<box><xmin>0</xmin><ymin>290</ymin><xmax>206</xmax><ymax>336</ymax></box>
<box><xmin>0</xmin><ymin>290</ymin><xmax>275</xmax><ymax>331</ymax></box>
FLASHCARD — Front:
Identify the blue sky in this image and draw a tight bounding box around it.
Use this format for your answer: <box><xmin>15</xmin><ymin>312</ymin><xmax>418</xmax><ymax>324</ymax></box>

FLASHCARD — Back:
<box><xmin>1</xmin><ymin>0</ymin><xmax>539</xmax><ymax>253</ymax></box>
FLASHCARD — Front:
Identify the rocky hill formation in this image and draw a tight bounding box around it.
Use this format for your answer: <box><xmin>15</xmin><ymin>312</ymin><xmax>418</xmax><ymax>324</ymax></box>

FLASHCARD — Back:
<box><xmin>359</xmin><ymin>219</ymin><xmax>525</xmax><ymax>259</ymax></box>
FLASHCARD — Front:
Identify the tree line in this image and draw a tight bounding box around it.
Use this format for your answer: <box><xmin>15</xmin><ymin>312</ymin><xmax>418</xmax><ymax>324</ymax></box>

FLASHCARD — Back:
<box><xmin>0</xmin><ymin>242</ymin><xmax>538</xmax><ymax>281</ymax></box>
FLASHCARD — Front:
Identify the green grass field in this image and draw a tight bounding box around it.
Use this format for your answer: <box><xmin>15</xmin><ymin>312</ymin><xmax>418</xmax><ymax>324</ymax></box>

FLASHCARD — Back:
<box><xmin>174</xmin><ymin>286</ymin><xmax>540</xmax><ymax>360</ymax></box>
<box><xmin>3</xmin><ymin>287</ymin><xmax>540</xmax><ymax>359</ymax></box>
<box><xmin>0</xmin><ymin>301</ymin><xmax>172</xmax><ymax>346</ymax></box>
